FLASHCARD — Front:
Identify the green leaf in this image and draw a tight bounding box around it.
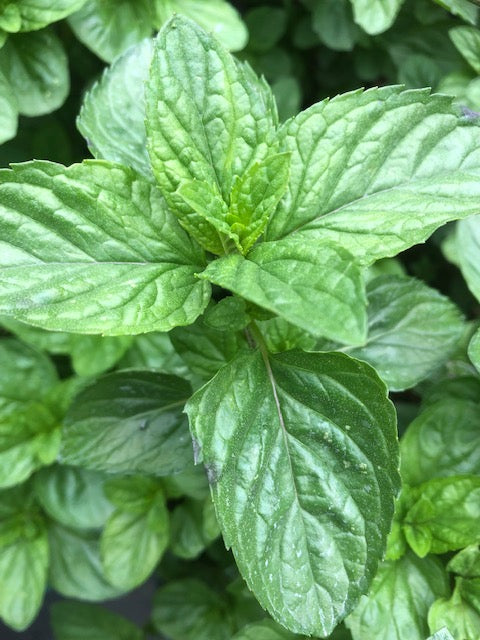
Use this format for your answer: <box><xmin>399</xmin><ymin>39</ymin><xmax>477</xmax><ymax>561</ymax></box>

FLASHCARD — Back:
<box><xmin>49</xmin><ymin>523</ymin><xmax>123</xmax><ymax>601</ymax></box>
<box><xmin>400</xmin><ymin>399</ymin><xmax>480</xmax><ymax>486</ymax></box>
<box><xmin>14</xmin><ymin>0</ymin><xmax>88</xmax><ymax>31</ymax></box>
<box><xmin>458</xmin><ymin>216</ymin><xmax>480</xmax><ymax>303</ymax></box>
<box><xmin>152</xmin><ymin>578</ymin><xmax>235</xmax><ymax>640</ymax></box>
<box><xmin>428</xmin><ymin>578</ymin><xmax>480</xmax><ymax>640</ymax></box>
<box><xmin>448</xmin><ymin>545</ymin><xmax>480</xmax><ymax>579</ymax></box>
<box><xmin>77</xmin><ymin>37</ymin><xmax>154</xmax><ymax>179</ymax></box>
<box><xmin>200</xmin><ymin>239</ymin><xmax>367</xmax><ymax>346</ymax></box>
<box><xmin>0</xmin><ymin>485</ymin><xmax>48</xmax><ymax>631</ymax></box>
<box><xmin>146</xmin><ymin>17</ymin><xmax>278</xmax><ymax>254</ymax></box>
<box><xmin>68</xmin><ymin>0</ymin><xmax>155</xmax><ymax>63</ymax></box>
<box><xmin>450</xmin><ymin>26</ymin><xmax>480</xmax><ymax>74</ymax></box>
<box><xmin>70</xmin><ymin>335</ymin><xmax>133</xmax><ymax>377</ymax></box>
<box><xmin>162</xmin><ymin>462</ymin><xmax>210</xmax><ymax>501</ymax></box>
<box><xmin>101</xmin><ymin>487</ymin><xmax>169</xmax><ymax>590</ymax></box>
<box><xmin>350</xmin><ymin>0</ymin><xmax>405</xmax><ymax>35</ymax></box>
<box><xmin>0</xmin><ymin>29</ymin><xmax>69</xmax><ymax>116</ymax></box>
<box><xmin>0</xmin><ymin>338</ymin><xmax>57</xmax><ymax>418</ymax></box>
<box><xmin>51</xmin><ymin>601</ymin><xmax>144</xmax><ymax>640</ymax></box>
<box><xmin>346</xmin><ymin>552</ymin><xmax>449</xmax><ymax>640</ymax></box>
<box><xmin>258</xmin><ymin>317</ymin><xmax>316</xmax><ymax>354</ymax></box>
<box><xmin>119</xmin><ymin>332</ymin><xmax>187</xmax><ymax>377</ymax></box>
<box><xmin>265</xmin><ymin>87</ymin><xmax>480</xmax><ymax>265</ymax></box>
<box><xmin>0</xmin><ymin>66</ymin><xmax>17</xmax><ymax>144</ymax></box>
<box><xmin>232</xmin><ymin>619</ymin><xmax>301</xmax><ymax>639</ymax></box>
<box><xmin>34</xmin><ymin>465</ymin><xmax>113</xmax><ymax>530</ymax></box>
<box><xmin>346</xmin><ymin>275</ymin><xmax>465</xmax><ymax>391</ymax></box>
<box><xmin>170</xmin><ymin>497</ymin><xmax>220</xmax><ymax>559</ymax></box>
<box><xmin>62</xmin><ymin>370</ymin><xmax>193</xmax><ymax>475</ymax></box>
<box><xmin>313</xmin><ymin>0</ymin><xmax>359</xmax><ymax>51</ymax></box>
<box><xmin>404</xmin><ymin>476</ymin><xmax>480</xmax><ymax>556</ymax></box>
<box><xmin>186</xmin><ymin>350</ymin><xmax>399</xmax><ymax>636</ymax></box>
<box><xmin>160</xmin><ymin>0</ymin><xmax>248</xmax><ymax>52</ymax></box>
<box><xmin>244</xmin><ymin>6</ymin><xmax>287</xmax><ymax>53</ymax></box>
<box><xmin>433</xmin><ymin>0</ymin><xmax>478</xmax><ymax>25</ymax></box>
<box><xmin>203</xmin><ymin>297</ymin><xmax>250</xmax><ymax>332</ymax></box>
<box><xmin>427</xmin><ymin>629</ymin><xmax>456</xmax><ymax>640</ymax></box>
<box><xmin>468</xmin><ymin>328</ymin><xmax>480</xmax><ymax>373</ymax></box>
<box><xmin>0</xmin><ymin>161</ymin><xmax>210</xmax><ymax>334</ymax></box>
<box><xmin>0</xmin><ymin>3</ymin><xmax>21</xmax><ymax>32</ymax></box>
<box><xmin>0</xmin><ymin>317</ymin><xmax>73</xmax><ymax>354</ymax></box>
<box><xmin>170</xmin><ymin>316</ymin><xmax>248</xmax><ymax>382</ymax></box>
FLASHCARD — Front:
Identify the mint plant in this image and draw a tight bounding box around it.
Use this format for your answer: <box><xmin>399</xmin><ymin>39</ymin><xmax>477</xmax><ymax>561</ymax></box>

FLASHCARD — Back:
<box><xmin>1</xmin><ymin>13</ymin><xmax>480</xmax><ymax>639</ymax></box>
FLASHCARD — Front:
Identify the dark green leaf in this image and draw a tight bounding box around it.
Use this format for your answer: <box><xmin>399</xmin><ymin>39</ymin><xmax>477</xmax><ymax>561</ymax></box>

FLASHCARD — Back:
<box><xmin>0</xmin><ymin>66</ymin><xmax>17</xmax><ymax>144</ymax></box>
<box><xmin>51</xmin><ymin>601</ymin><xmax>144</xmax><ymax>640</ymax></box>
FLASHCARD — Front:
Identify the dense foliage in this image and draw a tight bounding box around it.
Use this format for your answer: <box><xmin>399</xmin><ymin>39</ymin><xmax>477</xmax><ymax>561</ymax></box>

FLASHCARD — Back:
<box><xmin>1</xmin><ymin>1</ymin><xmax>480</xmax><ymax>639</ymax></box>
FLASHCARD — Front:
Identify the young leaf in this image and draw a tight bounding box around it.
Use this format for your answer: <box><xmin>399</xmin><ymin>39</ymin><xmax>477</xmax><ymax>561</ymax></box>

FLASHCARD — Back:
<box><xmin>468</xmin><ymin>328</ymin><xmax>480</xmax><ymax>373</ymax></box>
<box><xmin>152</xmin><ymin>578</ymin><xmax>235</xmax><ymax>640</ymax></box>
<box><xmin>69</xmin><ymin>335</ymin><xmax>133</xmax><ymax>377</ymax></box>
<box><xmin>119</xmin><ymin>332</ymin><xmax>187</xmax><ymax>377</ymax></box>
<box><xmin>200</xmin><ymin>239</ymin><xmax>367</xmax><ymax>346</ymax></box>
<box><xmin>346</xmin><ymin>552</ymin><xmax>449</xmax><ymax>640</ymax></box>
<box><xmin>448</xmin><ymin>545</ymin><xmax>480</xmax><ymax>579</ymax></box>
<box><xmin>450</xmin><ymin>26</ymin><xmax>480</xmax><ymax>74</ymax></box>
<box><xmin>62</xmin><ymin>370</ymin><xmax>193</xmax><ymax>475</ymax></box>
<box><xmin>170</xmin><ymin>498</ymin><xmax>220</xmax><ymax>559</ymax></box>
<box><xmin>0</xmin><ymin>485</ymin><xmax>48</xmax><ymax>631</ymax></box>
<box><xmin>457</xmin><ymin>215</ymin><xmax>480</xmax><ymax>302</ymax></box>
<box><xmin>48</xmin><ymin>523</ymin><xmax>124</xmax><ymax>601</ymax></box>
<box><xmin>0</xmin><ymin>29</ymin><xmax>69</xmax><ymax>116</ymax></box>
<box><xmin>34</xmin><ymin>465</ymin><xmax>113</xmax><ymax>530</ymax></box>
<box><xmin>203</xmin><ymin>297</ymin><xmax>250</xmax><ymax>332</ymax></box>
<box><xmin>265</xmin><ymin>87</ymin><xmax>480</xmax><ymax>264</ymax></box>
<box><xmin>258</xmin><ymin>317</ymin><xmax>316</xmax><ymax>354</ymax></box>
<box><xmin>349</xmin><ymin>0</ymin><xmax>405</xmax><ymax>35</ymax></box>
<box><xmin>346</xmin><ymin>275</ymin><xmax>465</xmax><ymax>390</ymax></box>
<box><xmin>77</xmin><ymin>37</ymin><xmax>154</xmax><ymax>179</ymax></box>
<box><xmin>186</xmin><ymin>350</ymin><xmax>399</xmax><ymax>636</ymax></box>
<box><xmin>428</xmin><ymin>578</ymin><xmax>480</xmax><ymax>640</ymax></box>
<box><xmin>68</xmin><ymin>0</ymin><xmax>156</xmax><ymax>63</ymax></box>
<box><xmin>14</xmin><ymin>0</ymin><xmax>88</xmax><ymax>31</ymax></box>
<box><xmin>101</xmin><ymin>486</ymin><xmax>169</xmax><ymax>590</ymax></box>
<box><xmin>0</xmin><ymin>161</ymin><xmax>210</xmax><ymax>334</ymax></box>
<box><xmin>0</xmin><ymin>66</ymin><xmax>17</xmax><ymax>144</ymax></box>
<box><xmin>51</xmin><ymin>601</ymin><xmax>144</xmax><ymax>640</ymax></box>
<box><xmin>146</xmin><ymin>17</ymin><xmax>278</xmax><ymax>254</ymax></box>
<box><xmin>404</xmin><ymin>476</ymin><xmax>480</xmax><ymax>556</ymax></box>
<box><xmin>400</xmin><ymin>399</ymin><xmax>480</xmax><ymax>486</ymax></box>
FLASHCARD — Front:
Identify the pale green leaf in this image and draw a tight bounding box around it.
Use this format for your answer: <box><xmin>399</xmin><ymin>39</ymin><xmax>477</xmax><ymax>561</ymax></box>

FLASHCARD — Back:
<box><xmin>146</xmin><ymin>17</ymin><xmax>278</xmax><ymax>254</ymax></box>
<box><xmin>428</xmin><ymin>578</ymin><xmax>480</xmax><ymax>640</ymax></box>
<box><xmin>0</xmin><ymin>4</ymin><xmax>21</xmax><ymax>32</ymax></box>
<box><xmin>103</xmin><ymin>475</ymin><xmax>162</xmax><ymax>513</ymax></box>
<box><xmin>350</xmin><ymin>0</ymin><xmax>405</xmax><ymax>35</ymax></box>
<box><xmin>152</xmin><ymin>578</ymin><xmax>234</xmax><ymax>640</ymax></box>
<box><xmin>433</xmin><ymin>0</ymin><xmax>478</xmax><ymax>24</ymax></box>
<box><xmin>49</xmin><ymin>524</ymin><xmax>123</xmax><ymax>601</ymax></box>
<box><xmin>313</xmin><ymin>0</ymin><xmax>359</xmax><ymax>51</ymax></box>
<box><xmin>346</xmin><ymin>275</ymin><xmax>465</xmax><ymax>391</ymax></box>
<box><xmin>404</xmin><ymin>476</ymin><xmax>480</xmax><ymax>556</ymax></box>
<box><xmin>70</xmin><ymin>335</ymin><xmax>133</xmax><ymax>377</ymax></box>
<box><xmin>170</xmin><ymin>498</ymin><xmax>219</xmax><ymax>559</ymax></box>
<box><xmin>101</xmin><ymin>491</ymin><xmax>169</xmax><ymax>590</ymax></box>
<box><xmin>187</xmin><ymin>350</ymin><xmax>399</xmax><ymax>636</ymax></box>
<box><xmin>0</xmin><ymin>161</ymin><xmax>210</xmax><ymax>334</ymax></box>
<box><xmin>266</xmin><ymin>87</ymin><xmax>480</xmax><ymax>264</ymax></box>
<box><xmin>0</xmin><ymin>66</ymin><xmax>17</xmax><ymax>144</ymax></box>
<box><xmin>0</xmin><ymin>317</ymin><xmax>74</xmax><ymax>354</ymax></box>
<box><xmin>468</xmin><ymin>328</ymin><xmax>480</xmax><ymax>373</ymax></box>
<box><xmin>427</xmin><ymin>629</ymin><xmax>456</xmax><ymax>640</ymax></box>
<box><xmin>15</xmin><ymin>0</ymin><xmax>88</xmax><ymax>31</ymax></box>
<box><xmin>159</xmin><ymin>0</ymin><xmax>248</xmax><ymax>51</ymax></box>
<box><xmin>0</xmin><ymin>29</ymin><xmax>68</xmax><ymax>116</ymax></box>
<box><xmin>0</xmin><ymin>338</ymin><xmax>57</xmax><ymax>418</ymax></box>
<box><xmin>34</xmin><ymin>465</ymin><xmax>113</xmax><ymax>530</ymax></box>
<box><xmin>68</xmin><ymin>0</ymin><xmax>155</xmax><ymax>63</ymax></box>
<box><xmin>119</xmin><ymin>332</ymin><xmax>187</xmax><ymax>377</ymax></box>
<box><xmin>232</xmin><ymin>619</ymin><xmax>301</xmax><ymax>639</ymax></box>
<box><xmin>258</xmin><ymin>317</ymin><xmax>316</xmax><ymax>354</ymax></box>
<box><xmin>346</xmin><ymin>553</ymin><xmax>449</xmax><ymax>640</ymax></box>
<box><xmin>458</xmin><ymin>215</ymin><xmax>480</xmax><ymax>303</ymax></box>
<box><xmin>51</xmin><ymin>601</ymin><xmax>144</xmax><ymax>640</ymax></box>
<box><xmin>200</xmin><ymin>239</ymin><xmax>367</xmax><ymax>346</ymax></box>
<box><xmin>203</xmin><ymin>297</ymin><xmax>250</xmax><ymax>332</ymax></box>
<box><xmin>400</xmin><ymin>399</ymin><xmax>480</xmax><ymax>486</ymax></box>
<box><xmin>449</xmin><ymin>546</ymin><xmax>480</xmax><ymax>579</ymax></box>
<box><xmin>77</xmin><ymin>37</ymin><xmax>154</xmax><ymax>178</ymax></box>
<box><xmin>62</xmin><ymin>370</ymin><xmax>193</xmax><ymax>475</ymax></box>
<box><xmin>450</xmin><ymin>26</ymin><xmax>480</xmax><ymax>74</ymax></box>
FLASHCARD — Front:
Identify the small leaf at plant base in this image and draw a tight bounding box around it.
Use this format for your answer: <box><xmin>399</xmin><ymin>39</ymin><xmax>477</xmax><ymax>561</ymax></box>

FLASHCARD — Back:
<box><xmin>62</xmin><ymin>371</ymin><xmax>193</xmax><ymax>476</ymax></box>
<box><xmin>101</xmin><ymin>488</ymin><xmax>169</xmax><ymax>590</ymax></box>
<box><xmin>51</xmin><ymin>601</ymin><xmax>144</xmax><ymax>640</ymax></box>
<box><xmin>187</xmin><ymin>350</ymin><xmax>399</xmax><ymax>636</ymax></box>
<box><xmin>203</xmin><ymin>297</ymin><xmax>250</xmax><ymax>332</ymax></box>
<box><xmin>152</xmin><ymin>578</ymin><xmax>235</xmax><ymax>640</ymax></box>
<box><xmin>0</xmin><ymin>29</ymin><xmax>69</xmax><ymax>117</ymax></box>
<box><xmin>266</xmin><ymin>87</ymin><xmax>480</xmax><ymax>264</ymax></box>
<box><xmin>468</xmin><ymin>327</ymin><xmax>480</xmax><ymax>373</ymax></box>
<box><xmin>200</xmin><ymin>239</ymin><xmax>367</xmax><ymax>346</ymax></box>
<box><xmin>0</xmin><ymin>485</ymin><xmax>49</xmax><ymax>631</ymax></box>
<box><xmin>77</xmin><ymin>37</ymin><xmax>154</xmax><ymax>179</ymax></box>
<box><xmin>48</xmin><ymin>523</ymin><xmax>124</xmax><ymax>601</ymax></box>
<box><xmin>0</xmin><ymin>161</ymin><xmax>210</xmax><ymax>334</ymax></box>
<box><xmin>428</xmin><ymin>578</ymin><xmax>480</xmax><ymax>640</ymax></box>
<box><xmin>34</xmin><ymin>465</ymin><xmax>113</xmax><ymax>530</ymax></box>
<box><xmin>400</xmin><ymin>399</ymin><xmax>480</xmax><ymax>486</ymax></box>
<box><xmin>347</xmin><ymin>275</ymin><xmax>465</xmax><ymax>391</ymax></box>
<box><xmin>404</xmin><ymin>476</ymin><xmax>480</xmax><ymax>556</ymax></box>
<box><xmin>68</xmin><ymin>0</ymin><xmax>156</xmax><ymax>63</ymax></box>
<box><xmin>146</xmin><ymin>17</ymin><xmax>278</xmax><ymax>254</ymax></box>
<box><xmin>349</xmin><ymin>0</ymin><xmax>404</xmax><ymax>35</ymax></box>
<box><xmin>346</xmin><ymin>552</ymin><xmax>449</xmax><ymax>640</ymax></box>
